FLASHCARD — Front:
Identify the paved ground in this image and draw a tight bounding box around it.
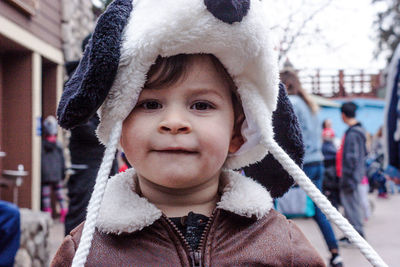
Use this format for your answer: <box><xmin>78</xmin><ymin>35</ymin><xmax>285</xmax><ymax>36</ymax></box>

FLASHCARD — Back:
<box><xmin>48</xmin><ymin>193</ymin><xmax>400</xmax><ymax>266</ymax></box>
<box><xmin>295</xmin><ymin>193</ymin><xmax>400</xmax><ymax>266</ymax></box>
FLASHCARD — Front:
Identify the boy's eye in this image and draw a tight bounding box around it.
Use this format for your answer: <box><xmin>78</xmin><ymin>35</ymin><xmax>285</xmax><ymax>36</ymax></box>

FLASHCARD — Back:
<box><xmin>191</xmin><ymin>101</ymin><xmax>214</xmax><ymax>110</ymax></box>
<box><xmin>141</xmin><ymin>101</ymin><xmax>162</xmax><ymax>110</ymax></box>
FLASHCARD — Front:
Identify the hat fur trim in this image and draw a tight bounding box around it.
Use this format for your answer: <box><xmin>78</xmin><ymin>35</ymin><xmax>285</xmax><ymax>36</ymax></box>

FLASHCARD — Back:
<box><xmin>96</xmin><ymin>168</ymin><xmax>273</xmax><ymax>234</ymax></box>
<box><xmin>57</xmin><ymin>0</ymin><xmax>133</xmax><ymax>129</ymax></box>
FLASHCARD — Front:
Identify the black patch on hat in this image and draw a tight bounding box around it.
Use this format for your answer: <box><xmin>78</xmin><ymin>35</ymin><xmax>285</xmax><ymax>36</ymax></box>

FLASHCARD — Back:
<box><xmin>57</xmin><ymin>0</ymin><xmax>133</xmax><ymax>129</ymax></box>
<box><xmin>243</xmin><ymin>83</ymin><xmax>304</xmax><ymax>198</ymax></box>
<box><xmin>204</xmin><ymin>0</ymin><xmax>250</xmax><ymax>24</ymax></box>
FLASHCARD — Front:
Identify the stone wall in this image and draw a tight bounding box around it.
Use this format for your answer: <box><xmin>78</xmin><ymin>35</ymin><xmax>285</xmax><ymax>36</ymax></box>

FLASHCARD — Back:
<box><xmin>61</xmin><ymin>0</ymin><xmax>95</xmax><ymax>62</ymax></box>
<box><xmin>14</xmin><ymin>209</ymin><xmax>52</xmax><ymax>267</ymax></box>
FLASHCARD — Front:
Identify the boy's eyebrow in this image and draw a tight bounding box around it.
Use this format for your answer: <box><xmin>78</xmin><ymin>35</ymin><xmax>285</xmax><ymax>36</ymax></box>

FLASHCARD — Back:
<box><xmin>185</xmin><ymin>87</ymin><xmax>225</xmax><ymax>99</ymax></box>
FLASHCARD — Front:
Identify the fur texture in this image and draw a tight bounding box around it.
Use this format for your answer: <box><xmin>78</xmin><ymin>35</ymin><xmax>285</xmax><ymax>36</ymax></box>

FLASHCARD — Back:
<box><xmin>243</xmin><ymin>84</ymin><xmax>305</xmax><ymax>198</ymax></box>
<box><xmin>204</xmin><ymin>0</ymin><xmax>250</xmax><ymax>24</ymax></box>
<box><xmin>57</xmin><ymin>0</ymin><xmax>303</xmax><ymax>183</ymax></box>
<box><xmin>97</xmin><ymin>169</ymin><xmax>273</xmax><ymax>234</ymax></box>
<box><xmin>57</xmin><ymin>0</ymin><xmax>132</xmax><ymax>129</ymax></box>
<box><xmin>97</xmin><ymin>0</ymin><xmax>279</xmax><ymax>170</ymax></box>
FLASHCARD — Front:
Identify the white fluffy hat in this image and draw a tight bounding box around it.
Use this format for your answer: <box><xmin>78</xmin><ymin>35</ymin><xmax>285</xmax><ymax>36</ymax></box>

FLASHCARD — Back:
<box><xmin>60</xmin><ymin>0</ymin><xmax>284</xmax><ymax>170</ymax></box>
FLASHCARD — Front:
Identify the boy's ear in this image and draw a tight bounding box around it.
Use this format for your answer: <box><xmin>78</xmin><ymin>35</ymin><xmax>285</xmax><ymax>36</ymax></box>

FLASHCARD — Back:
<box><xmin>243</xmin><ymin>83</ymin><xmax>305</xmax><ymax>198</ymax></box>
<box><xmin>229</xmin><ymin>112</ymin><xmax>245</xmax><ymax>153</ymax></box>
<box><xmin>57</xmin><ymin>0</ymin><xmax>133</xmax><ymax>129</ymax></box>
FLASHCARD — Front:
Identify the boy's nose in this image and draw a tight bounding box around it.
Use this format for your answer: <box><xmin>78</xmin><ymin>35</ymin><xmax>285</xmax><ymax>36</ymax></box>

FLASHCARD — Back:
<box><xmin>158</xmin><ymin>114</ymin><xmax>192</xmax><ymax>135</ymax></box>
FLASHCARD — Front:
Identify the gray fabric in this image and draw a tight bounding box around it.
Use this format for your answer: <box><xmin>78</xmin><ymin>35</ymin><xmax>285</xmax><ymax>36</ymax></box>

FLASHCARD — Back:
<box><xmin>41</xmin><ymin>140</ymin><xmax>65</xmax><ymax>184</ymax></box>
<box><xmin>288</xmin><ymin>95</ymin><xmax>323</xmax><ymax>164</ymax></box>
<box><xmin>359</xmin><ymin>183</ymin><xmax>371</xmax><ymax>220</ymax></box>
<box><xmin>276</xmin><ymin>187</ymin><xmax>314</xmax><ymax>217</ymax></box>
<box><xmin>340</xmin><ymin>123</ymin><xmax>367</xmax><ymax>192</ymax></box>
<box><xmin>340</xmin><ymin>184</ymin><xmax>364</xmax><ymax>236</ymax></box>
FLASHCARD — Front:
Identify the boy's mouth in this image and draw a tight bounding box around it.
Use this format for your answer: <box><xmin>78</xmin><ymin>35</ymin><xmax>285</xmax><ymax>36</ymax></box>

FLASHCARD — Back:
<box><xmin>153</xmin><ymin>147</ymin><xmax>198</xmax><ymax>154</ymax></box>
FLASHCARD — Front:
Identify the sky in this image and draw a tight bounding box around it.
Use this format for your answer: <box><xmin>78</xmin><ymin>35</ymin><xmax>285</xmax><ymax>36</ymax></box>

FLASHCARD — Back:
<box><xmin>92</xmin><ymin>0</ymin><xmax>388</xmax><ymax>71</ymax></box>
<box><xmin>266</xmin><ymin>0</ymin><xmax>388</xmax><ymax>71</ymax></box>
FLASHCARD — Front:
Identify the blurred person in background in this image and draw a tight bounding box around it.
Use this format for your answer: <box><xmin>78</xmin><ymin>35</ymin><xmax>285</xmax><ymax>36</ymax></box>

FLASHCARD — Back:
<box><xmin>337</xmin><ymin>102</ymin><xmax>367</xmax><ymax>244</ymax></box>
<box><xmin>41</xmin><ymin>115</ymin><xmax>67</xmax><ymax>222</ymax></box>
<box><xmin>0</xmin><ymin>200</ymin><xmax>20</xmax><ymax>267</ymax></box>
<box><xmin>321</xmin><ymin>119</ymin><xmax>340</xmax><ymax>208</ymax></box>
<box><xmin>322</xmin><ymin>119</ymin><xmax>335</xmax><ymax>140</ymax></box>
<box><xmin>64</xmin><ymin>34</ymin><xmax>118</xmax><ymax>235</ymax></box>
<box><xmin>371</xmin><ymin>126</ymin><xmax>388</xmax><ymax>198</ymax></box>
<box><xmin>281</xmin><ymin>69</ymin><xmax>343</xmax><ymax>267</ymax></box>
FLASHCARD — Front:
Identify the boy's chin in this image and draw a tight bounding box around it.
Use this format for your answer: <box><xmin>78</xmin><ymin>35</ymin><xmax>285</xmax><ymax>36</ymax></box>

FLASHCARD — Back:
<box><xmin>139</xmin><ymin>171</ymin><xmax>218</xmax><ymax>190</ymax></box>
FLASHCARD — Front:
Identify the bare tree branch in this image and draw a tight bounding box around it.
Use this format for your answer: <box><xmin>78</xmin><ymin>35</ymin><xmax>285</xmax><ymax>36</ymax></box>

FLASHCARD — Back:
<box><xmin>278</xmin><ymin>0</ymin><xmax>334</xmax><ymax>62</ymax></box>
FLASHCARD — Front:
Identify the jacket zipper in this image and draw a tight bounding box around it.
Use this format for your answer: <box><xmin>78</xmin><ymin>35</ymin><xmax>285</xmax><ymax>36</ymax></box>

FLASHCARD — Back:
<box><xmin>163</xmin><ymin>215</ymin><xmax>198</xmax><ymax>266</ymax></box>
<box><xmin>163</xmin><ymin>209</ymin><xmax>217</xmax><ymax>267</ymax></box>
<box><xmin>194</xmin><ymin>209</ymin><xmax>217</xmax><ymax>266</ymax></box>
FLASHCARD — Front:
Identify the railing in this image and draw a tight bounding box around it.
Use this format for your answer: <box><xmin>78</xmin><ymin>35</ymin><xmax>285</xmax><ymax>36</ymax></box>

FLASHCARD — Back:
<box><xmin>298</xmin><ymin>69</ymin><xmax>383</xmax><ymax>98</ymax></box>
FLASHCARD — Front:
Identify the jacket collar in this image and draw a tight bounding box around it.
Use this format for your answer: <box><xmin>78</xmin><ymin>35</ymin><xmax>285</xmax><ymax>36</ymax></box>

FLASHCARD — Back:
<box><xmin>96</xmin><ymin>168</ymin><xmax>273</xmax><ymax>234</ymax></box>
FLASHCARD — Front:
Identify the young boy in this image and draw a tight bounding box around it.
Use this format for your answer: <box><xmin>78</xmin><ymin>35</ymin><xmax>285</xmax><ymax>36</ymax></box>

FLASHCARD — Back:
<box><xmin>52</xmin><ymin>0</ymin><xmax>327</xmax><ymax>266</ymax></box>
<box><xmin>338</xmin><ymin>102</ymin><xmax>367</xmax><ymax>242</ymax></box>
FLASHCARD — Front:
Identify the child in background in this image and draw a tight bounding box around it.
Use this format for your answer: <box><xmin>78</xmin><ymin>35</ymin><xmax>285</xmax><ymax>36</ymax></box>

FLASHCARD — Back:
<box><xmin>41</xmin><ymin>115</ymin><xmax>67</xmax><ymax>222</ymax></box>
<box><xmin>50</xmin><ymin>1</ymin><xmax>384</xmax><ymax>266</ymax></box>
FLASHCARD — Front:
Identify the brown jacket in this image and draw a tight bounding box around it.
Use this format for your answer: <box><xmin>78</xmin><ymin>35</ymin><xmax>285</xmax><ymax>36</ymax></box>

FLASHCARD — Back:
<box><xmin>52</xmin><ymin>169</ymin><xmax>325</xmax><ymax>267</ymax></box>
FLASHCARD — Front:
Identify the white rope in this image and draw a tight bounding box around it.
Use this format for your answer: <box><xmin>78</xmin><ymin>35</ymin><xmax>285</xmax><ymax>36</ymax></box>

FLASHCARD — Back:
<box><xmin>71</xmin><ymin>121</ymin><xmax>123</xmax><ymax>267</ymax></box>
<box><xmin>265</xmin><ymin>140</ymin><xmax>388</xmax><ymax>267</ymax></box>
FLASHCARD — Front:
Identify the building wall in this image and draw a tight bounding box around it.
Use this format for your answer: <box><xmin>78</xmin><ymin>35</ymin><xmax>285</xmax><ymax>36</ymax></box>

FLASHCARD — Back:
<box><xmin>0</xmin><ymin>0</ymin><xmax>94</xmax><ymax>209</ymax></box>
<box><xmin>0</xmin><ymin>58</ymin><xmax>3</xmax><ymax>173</ymax></box>
<box><xmin>61</xmin><ymin>0</ymin><xmax>95</xmax><ymax>61</ymax></box>
<box><xmin>1</xmin><ymin>53</ymin><xmax>34</xmax><ymax>208</ymax></box>
<box><xmin>0</xmin><ymin>0</ymin><xmax>64</xmax><ymax>210</ymax></box>
<box><xmin>0</xmin><ymin>0</ymin><xmax>62</xmax><ymax>50</ymax></box>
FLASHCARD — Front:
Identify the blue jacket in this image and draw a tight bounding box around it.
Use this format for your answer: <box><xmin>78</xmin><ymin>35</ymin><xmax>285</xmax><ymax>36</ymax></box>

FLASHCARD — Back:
<box><xmin>0</xmin><ymin>201</ymin><xmax>20</xmax><ymax>267</ymax></box>
<box><xmin>289</xmin><ymin>95</ymin><xmax>323</xmax><ymax>164</ymax></box>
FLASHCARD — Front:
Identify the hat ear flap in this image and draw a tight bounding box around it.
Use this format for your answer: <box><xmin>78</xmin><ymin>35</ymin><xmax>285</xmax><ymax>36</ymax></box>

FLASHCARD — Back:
<box><xmin>243</xmin><ymin>83</ymin><xmax>305</xmax><ymax>198</ymax></box>
<box><xmin>57</xmin><ymin>0</ymin><xmax>133</xmax><ymax>129</ymax></box>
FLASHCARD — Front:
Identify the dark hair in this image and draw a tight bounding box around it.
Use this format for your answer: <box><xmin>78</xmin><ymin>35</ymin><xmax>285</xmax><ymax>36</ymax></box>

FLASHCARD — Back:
<box><xmin>322</xmin><ymin>119</ymin><xmax>328</xmax><ymax>129</ymax></box>
<box><xmin>280</xmin><ymin>69</ymin><xmax>319</xmax><ymax>114</ymax></box>
<box><xmin>145</xmin><ymin>54</ymin><xmax>242</xmax><ymax>119</ymax></box>
<box><xmin>145</xmin><ymin>54</ymin><xmax>236</xmax><ymax>91</ymax></box>
<box><xmin>341</xmin><ymin>102</ymin><xmax>357</xmax><ymax>118</ymax></box>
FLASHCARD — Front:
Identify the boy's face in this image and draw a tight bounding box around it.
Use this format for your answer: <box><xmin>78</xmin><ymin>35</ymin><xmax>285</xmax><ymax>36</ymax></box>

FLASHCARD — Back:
<box><xmin>121</xmin><ymin>56</ymin><xmax>242</xmax><ymax>189</ymax></box>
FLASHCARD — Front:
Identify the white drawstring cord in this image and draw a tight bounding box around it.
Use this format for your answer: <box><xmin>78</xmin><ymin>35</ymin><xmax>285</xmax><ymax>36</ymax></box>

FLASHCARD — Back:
<box><xmin>71</xmin><ymin>121</ymin><xmax>123</xmax><ymax>267</ymax></box>
<box><xmin>266</xmin><ymin>140</ymin><xmax>388</xmax><ymax>267</ymax></box>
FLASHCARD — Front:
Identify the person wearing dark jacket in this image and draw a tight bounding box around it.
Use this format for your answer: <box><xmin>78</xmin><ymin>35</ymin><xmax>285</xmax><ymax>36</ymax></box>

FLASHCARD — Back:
<box><xmin>65</xmin><ymin>115</ymin><xmax>118</xmax><ymax>235</ymax></box>
<box><xmin>64</xmin><ymin>34</ymin><xmax>118</xmax><ymax>235</ymax></box>
<box><xmin>338</xmin><ymin>102</ymin><xmax>367</xmax><ymax>243</ymax></box>
<box><xmin>41</xmin><ymin>116</ymin><xmax>67</xmax><ymax>222</ymax></box>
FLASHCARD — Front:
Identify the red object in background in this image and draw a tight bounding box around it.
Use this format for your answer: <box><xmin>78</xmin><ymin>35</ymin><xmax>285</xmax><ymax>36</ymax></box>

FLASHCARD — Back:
<box><xmin>336</xmin><ymin>135</ymin><xmax>346</xmax><ymax>178</ymax></box>
<box><xmin>322</xmin><ymin>128</ymin><xmax>335</xmax><ymax>139</ymax></box>
<box><xmin>119</xmin><ymin>164</ymin><xmax>128</xmax><ymax>173</ymax></box>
